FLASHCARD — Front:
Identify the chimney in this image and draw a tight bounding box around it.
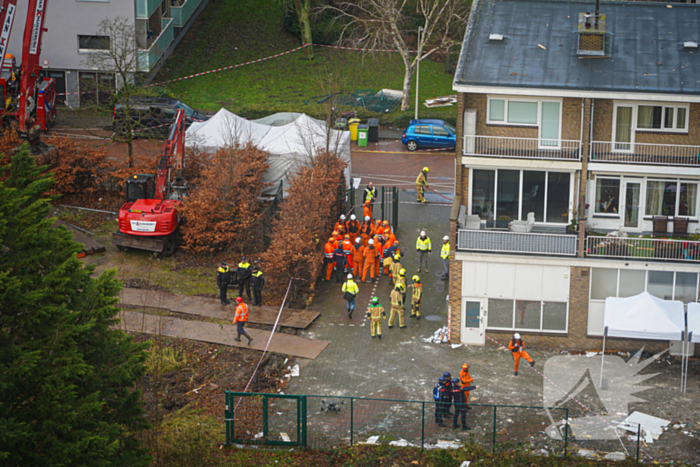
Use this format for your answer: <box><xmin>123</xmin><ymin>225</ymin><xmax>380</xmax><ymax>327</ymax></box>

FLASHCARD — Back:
<box><xmin>577</xmin><ymin>11</ymin><xmax>607</xmax><ymax>56</ymax></box>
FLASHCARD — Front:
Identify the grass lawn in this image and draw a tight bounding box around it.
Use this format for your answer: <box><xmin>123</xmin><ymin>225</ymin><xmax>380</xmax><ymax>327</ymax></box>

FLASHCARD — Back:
<box><xmin>155</xmin><ymin>0</ymin><xmax>458</xmax><ymax>128</ymax></box>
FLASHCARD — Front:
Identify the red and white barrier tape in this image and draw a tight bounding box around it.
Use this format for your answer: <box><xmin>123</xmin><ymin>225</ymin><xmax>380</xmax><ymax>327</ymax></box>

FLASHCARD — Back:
<box><xmin>485</xmin><ymin>334</ymin><xmax>652</xmax><ymax>460</ymax></box>
<box><xmin>311</xmin><ymin>43</ymin><xmax>449</xmax><ymax>54</ymax></box>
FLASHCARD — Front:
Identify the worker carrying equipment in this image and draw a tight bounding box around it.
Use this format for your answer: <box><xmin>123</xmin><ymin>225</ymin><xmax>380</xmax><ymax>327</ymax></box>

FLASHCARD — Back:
<box><xmin>410</xmin><ymin>275</ymin><xmax>422</xmax><ymax>319</ymax></box>
<box><xmin>416</xmin><ymin>167</ymin><xmax>429</xmax><ymax>203</ymax></box>
<box><xmin>367</xmin><ymin>296</ymin><xmax>387</xmax><ymax>338</ymax></box>
<box><xmin>508</xmin><ymin>333</ymin><xmax>535</xmax><ymax>376</ymax></box>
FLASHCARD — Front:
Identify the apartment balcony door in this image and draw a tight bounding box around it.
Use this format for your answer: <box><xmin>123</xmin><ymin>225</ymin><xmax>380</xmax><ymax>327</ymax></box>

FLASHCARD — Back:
<box><xmin>622</xmin><ymin>181</ymin><xmax>642</xmax><ymax>230</ymax></box>
<box><xmin>612</xmin><ymin>104</ymin><xmax>635</xmax><ymax>153</ymax></box>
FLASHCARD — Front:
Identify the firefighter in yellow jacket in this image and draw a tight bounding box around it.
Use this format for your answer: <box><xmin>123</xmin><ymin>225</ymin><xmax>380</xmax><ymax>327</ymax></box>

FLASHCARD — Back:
<box><xmin>388</xmin><ymin>284</ymin><xmax>406</xmax><ymax>329</ymax></box>
<box><xmin>389</xmin><ymin>253</ymin><xmax>402</xmax><ymax>286</ymax></box>
<box><xmin>416</xmin><ymin>167</ymin><xmax>429</xmax><ymax>203</ymax></box>
<box><xmin>410</xmin><ymin>275</ymin><xmax>423</xmax><ymax>319</ymax></box>
<box><xmin>367</xmin><ymin>296</ymin><xmax>387</xmax><ymax>338</ymax></box>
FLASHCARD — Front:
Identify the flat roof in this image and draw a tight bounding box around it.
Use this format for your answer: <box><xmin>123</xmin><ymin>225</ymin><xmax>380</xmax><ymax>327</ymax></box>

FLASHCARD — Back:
<box><xmin>453</xmin><ymin>0</ymin><xmax>700</xmax><ymax>96</ymax></box>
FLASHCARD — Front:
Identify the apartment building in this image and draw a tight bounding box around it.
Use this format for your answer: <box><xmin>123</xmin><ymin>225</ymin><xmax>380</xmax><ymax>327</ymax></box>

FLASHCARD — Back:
<box><xmin>448</xmin><ymin>0</ymin><xmax>699</xmax><ymax>353</ymax></box>
<box><xmin>7</xmin><ymin>0</ymin><xmax>206</xmax><ymax>107</ymax></box>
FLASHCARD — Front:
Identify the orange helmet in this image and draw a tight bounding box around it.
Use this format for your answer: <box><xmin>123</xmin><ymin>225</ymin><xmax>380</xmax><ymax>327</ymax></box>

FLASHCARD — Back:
<box><xmin>394</xmin><ymin>240</ymin><xmax>399</xmax><ymax>245</ymax></box>
<box><xmin>332</xmin><ymin>230</ymin><xmax>338</xmax><ymax>236</ymax></box>
<box><xmin>344</xmin><ymin>234</ymin><xmax>350</xmax><ymax>239</ymax></box>
<box><xmin>383</xmin><ymin>220</ymin><xmax>389</xmax><ymax>225</ymax></box>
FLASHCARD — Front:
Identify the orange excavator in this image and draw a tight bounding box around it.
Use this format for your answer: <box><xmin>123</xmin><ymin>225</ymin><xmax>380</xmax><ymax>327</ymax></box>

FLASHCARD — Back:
<box><xmin>0</xmin><ymin>0</ymin><xmax>57</xmax><ymax>159</ymax></box>
<box><xmin>112</xmin><ymin>108</ymin><xmax>188</xmax><ymax>256</ymax></box>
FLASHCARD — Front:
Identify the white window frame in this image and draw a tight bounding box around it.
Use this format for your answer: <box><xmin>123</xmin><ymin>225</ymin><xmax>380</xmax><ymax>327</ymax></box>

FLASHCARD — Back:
<box><xmin>643</xmin><ymin>178</ymin><xmax>699</xmax><ymax>220</ymax></box>
<box><xmin>611</xmin><ymin>101</ymin><xmax>690</xmax><ymax>154</ymax></box>
<box><xmin>589</xmin><ymin>268</ymin><xmax>699</xmax><ymax>303</ymax></box>
<box><xmin>486</xmin><ymin>96</ymin><xmax>564</xmax><ymax>149</ymax></box>
<box><xmin>485</xmin><ymin>298</ymin><xmax>569</xmax><ymax>334</ymax></box>
<box><xmin>468</xmin><ymin>168</ymin><xmax>574</xmax><ymax>225</ymax></box>
<box><xmin>593</xmin><ymin>176</ymin><xmax>622</xmax><ymax>217</ymax></box>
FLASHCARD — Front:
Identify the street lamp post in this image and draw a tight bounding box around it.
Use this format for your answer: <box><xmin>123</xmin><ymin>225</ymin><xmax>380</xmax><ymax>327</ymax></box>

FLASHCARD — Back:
<box><xmin>414</xmin><ymin>26</ymin><xmax>423</xmax><ymax>121</ymax></box>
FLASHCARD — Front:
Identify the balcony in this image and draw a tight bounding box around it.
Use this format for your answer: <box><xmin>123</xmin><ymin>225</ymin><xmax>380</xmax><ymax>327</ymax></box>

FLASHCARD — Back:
<box><xmin>590</xmin><ymin>141</ymin><xmax>700</xmax><ymax>167</ymax></box>
<box><xmin>463</xmin><ymin>135</ymin><xmax>582</xmax><ymax>161</ymax></box>
<box><xmin>136</xmin><ymin>0</ymin><xmax>163</xmax><ymax>18</ymax></box>
<box><xmin>170</xmin><ymin>0</ymin><xmax>202</xmax><ymax>27</ymax></box>
<box><xmin>457</xmin><ymin>229</ymin><xmax>579</xmax><ymax>256</ymax></box>
<box><xmin>138</xmin><ymin>18</ymin><xmax>174</xmax><ymax>72</ymax></box>
<box><xmin>586</xmin><ymin>236</ymin><xmax>700</xmax><ymax>263</ymax></box>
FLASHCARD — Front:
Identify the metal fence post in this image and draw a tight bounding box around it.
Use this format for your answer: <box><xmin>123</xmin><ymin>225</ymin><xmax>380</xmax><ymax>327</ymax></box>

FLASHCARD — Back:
<box><xmin>492</xmin><ymin>405</ymin><xmax>497</xmax><ymax>453</ymax></box>
<box><xmin>262</xmin><ymin>395</ymin><xmax>268</xmax><ymax>443</ymax></box>
<box><xmin>225</xmin><ymin>391</ymin><xmax>230</xmax><ymax>445</ymax></box>
<box><xmin>350</xmin><ymin>397</ymin><xmax>354</xmax><ymax>446</ymax></box>
<box><xmin>564</xmin><ymin>408</ymin><xmax>569</xmax><ymax>456</ymax></box>
<box><xmin>637</xmin><ymin>423</ymin><xmax>641</xmax><ymax>462</ymax></box>
<box><xmin>301</xmin><ymin>395</ymin><xmax>307</xmax><ymax>447</ymax></box>
<box><xmin>392</xmin><ymin>186</ymin><xmax>399</xmax><ymax>233</ymax></box>
<box><xmin>381</xmin><ymin>186</ymin><xmax>386</xmax><ymax>221</ymax></box>
<box><xmin>421</xmin><ymin>402</ymin><xmax>425</xmax><ymax>449</ymax></box>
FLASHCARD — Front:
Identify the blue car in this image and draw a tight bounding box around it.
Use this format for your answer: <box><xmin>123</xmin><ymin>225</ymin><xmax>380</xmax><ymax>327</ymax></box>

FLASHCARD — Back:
<box><xmin>401</xmin><ymin>119</ymin><xmax>457</xmax><ymax>151</ymax></box>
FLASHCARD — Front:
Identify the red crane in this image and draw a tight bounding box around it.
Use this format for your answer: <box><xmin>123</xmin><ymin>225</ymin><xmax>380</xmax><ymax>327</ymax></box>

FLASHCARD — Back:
<box><xmin>0</xmin><ymin>0</ymin><xmax>57</xmax><ymax>158</ymax></box>
<box><xmin>112</xmin><ymin>109</ymin><xmax>188</xmax><ymax>257</ymax></box>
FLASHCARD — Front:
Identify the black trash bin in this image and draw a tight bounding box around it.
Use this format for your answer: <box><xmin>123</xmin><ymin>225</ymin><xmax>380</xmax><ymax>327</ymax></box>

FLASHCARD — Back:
<box><xmin>367</xmin><ymin>118</ymin><xmax>380</xmax><ymax>143</ymax></box>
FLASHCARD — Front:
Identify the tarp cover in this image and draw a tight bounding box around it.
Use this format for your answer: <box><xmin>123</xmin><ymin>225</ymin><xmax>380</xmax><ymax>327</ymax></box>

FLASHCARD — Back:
<box><xmin>186</xmin><ymin>109</ymin><xmax>352</xmax><ymax>196</ymax></box>
<box><xmin>604</xmin><ymin>292</ymin><xmax>684</xmax><ymax>341</ymax></box>
<box><xmin>688</xmin><ymin>303</ymin><xmax>700</xmax><ymax>344</ymax></box>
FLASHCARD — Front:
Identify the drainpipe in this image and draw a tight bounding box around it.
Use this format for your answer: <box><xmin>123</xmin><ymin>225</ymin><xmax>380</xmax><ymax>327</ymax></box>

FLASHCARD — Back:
<box><xmin>577</xmin><ymin>98</ymin><xmax>593</xmax><ymax>257</ymax></box>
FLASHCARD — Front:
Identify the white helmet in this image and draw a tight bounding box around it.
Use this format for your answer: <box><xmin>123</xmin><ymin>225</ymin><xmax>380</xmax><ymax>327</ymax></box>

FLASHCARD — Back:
<box><xmin>340</xmin><ymin>214</ymin><xmax>346</xmax><ymax>220</ymax></box>
<box><xmin>355</xmin><ymin>237</ymin><xmax>361</xmax><ymax>243</ymax></box>
<box><xmin>420</xmin><ymin>230</ymin><xmax>426</xmax><ymax>237</ymax></box>
<box><xmin>364</xmin><ymin>216</ymin><xmax>370</xmax><ymax>221</ymax></box>
<box><xmin>368</xmin><ymin>239</ymin><xmax>374</xmax><ymax>245</ymax></box>
<box><xmin>513</xmin><ymin>333</ymin><xmax>521</xmax><ymax>340</ymax></box>
<box><xmin>347</xmin><ymin>273</ymin><xmax>353</xmax><ymax>280</ymax></box>
<box><xmin>350</xmin><ymin>214</ymin><xmax>356</xmax><ymax>220</ymax></box>
<box><xmin>443</xmin><ymin>235</ymin><xmax>449</xmax><ymax>241</ymax></box>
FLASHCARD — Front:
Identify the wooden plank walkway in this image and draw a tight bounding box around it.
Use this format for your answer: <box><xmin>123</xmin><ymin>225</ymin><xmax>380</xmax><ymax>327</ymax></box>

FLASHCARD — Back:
<box><xmin>118</xmin><ymin>311</ymin><xmax>329</xmax><ymax>359</ymax></box>
<box><xmin>119</xmin><ymin>288</ymin><xmax>320</xmax><ymax>329</ymax></box>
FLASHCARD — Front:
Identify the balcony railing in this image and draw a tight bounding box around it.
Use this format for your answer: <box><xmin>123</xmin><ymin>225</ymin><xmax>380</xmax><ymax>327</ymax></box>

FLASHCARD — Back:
<box><xmin>170</xmin><ymin>0</ymin><xmax>202</xmax><ymax>27</ymax></box>
<box><xmin>590</xmin><ymin>141</ymin><xmax>700</xmax><ymax>167</ymax></box>
<box><xmin>463</xmin><ymin>135</ymin><xmax>582</xmax><ymax>161</ymax></box>
<box><xmin>457</xmin><ymin>229</ymin><xmax>579</xmax><ymax>256</ymax></box>
<box><xmin>136</xmin><ymin>0</ymin><xmax>163</xmax><ymax>18</ymax></box>
<box><xmin>586</xmin><ymin>236</ymin><xmax>700</xmax><ymax>262</ymax></box>
<box><xmin>138</xmin><ymin>18</ymin><xmax>174</xmax><ymax>72</ymax></box>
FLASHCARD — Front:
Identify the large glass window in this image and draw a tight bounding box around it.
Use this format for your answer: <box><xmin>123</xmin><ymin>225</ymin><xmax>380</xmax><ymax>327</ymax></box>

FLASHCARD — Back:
<box><xmin>546</xmin><ymin>173</ymin><xmax>571</xmax><ymax>223</ymax></box>
<box><xmin>472</xmin><ymin>170</ymin><xmax>495</xmax><ymax>219</ymax></box>
<box><xmin>595</xmin><ymin>178</ymin><xmax>620</xmax><ymax>214</ymax></box>
<box><xmin>540</xmin><ymin>101</ymin><xmax>561</xmax><ymax>147</ymax></box>
<box><xmin>647</xmin><ymin>271</ymin><xmax>674</xmax><ymax>300</ymax></box>
<box><xmin>507</xmin><ymin>101</ymin><xmax>538</xmax><ymax>124</ymax></box>
<box><xmin>516</xmin><ymin>300</ymin><xmax>541</xmax><ymax>330</ymax></box>
<box><xmin>646</xmin><ymin>180</ymin><xmax>698</xmax><ymax>217</ymax></box>
<box><xmin>680</xmin><ymin>183</ymin><xmax>697</xmax><ymax>217</ymax></box>
<box><xmin>488</xmin><ymin>299</ymin><xmax>514</xmax><ymax>328</ymax></box>
<box><xmin>637</xmin><ymin>104</ymin><xmax>688</xmax><ymax>131</ymax></box>
<box><xmin>543</xmin><ymin>302</ymin><xmax>567</xmax><ymax>331</ymax></box>
<box><xmin>522</xmin><ymin>171</ymin><xmax>545</xmax><ymax>222</ymax></box>
<box><xmin>489</xmin><ymin>99</ymin><xmax>505</xmax><ymax>122</ymax></box>
<box><xmin>496</xmin><ymin>170</ymin><xmax>520</xmax><ymax>221</ymax></box>
<box><xmin>472</xmin><ymin>169</ymin><xmax>570</xmax><ymax>224</ymax></box>
<box><xmin>675</xmin><ymin>273</ymin><xmax>698</xmax><ymax>303</ymax></box>
<box><xmin>591</xmin><ymin>268</ymin><xmax>618</xmax><ymax>300</ymax></box>
<box><xmin>618</xmin><ymin>270</ymin><xmax>646</xmax><ymax>297</ymax></box>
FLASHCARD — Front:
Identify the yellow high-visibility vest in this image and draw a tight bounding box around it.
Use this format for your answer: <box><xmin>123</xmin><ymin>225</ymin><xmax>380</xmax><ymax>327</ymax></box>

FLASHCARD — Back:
<box><xmin>440</xmin><ymin>242</ymin><xmax>450</xmax><ymax>259</ymax></box>
<box><xmin>416</xmin><ymin>237</ymin><xmax>432</xmax><ymax>251</ymax></box>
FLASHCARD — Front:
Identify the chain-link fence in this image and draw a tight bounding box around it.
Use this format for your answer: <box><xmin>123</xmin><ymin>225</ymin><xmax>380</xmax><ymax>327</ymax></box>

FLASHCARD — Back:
<box><xmin>225</xmin><ymin>392</ymin><xmax>599</xmax><ymax>457</ymax></box>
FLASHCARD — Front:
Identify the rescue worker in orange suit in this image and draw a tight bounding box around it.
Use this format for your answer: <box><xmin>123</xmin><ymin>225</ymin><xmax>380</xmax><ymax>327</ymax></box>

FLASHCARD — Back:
<box><xmin>459</xmin><ymin>363</ymin><xmax>474</xmax><ymax>409</ymax></box>
<box><xmin>362</xmin><ymin>239</ymin><xmax>378</xmax><ymax>283</ymax></box>
<box><xmin>508</xmin><ymin>333</ymin><xmax>535</xmax><ymax>376</ymax></box>
<box><xmin>360</xmin><ymin>216</ymin><xmax>374</xmax><ymax>247</ymax></box>
<box><xmin>388</xmin><ymin>284</ymin><xmax>406</xmax><ymax>329</ymax></box>
<box><xmin>375</xmin><ymin>219</ymin><xmax>385</xmax><ymax>239</ymax></box>
<box><xmin>324</xmin><ymin>237</ymin><xmax>336</xmax><ymax>281</ymax></box>
<box><xmin>367</xmin><ymin>296</ymin><xmax>386</xmax><ymax>338</ymax></box>
<box><xmin>416</xmin><ymin>166</ymin><xmax>429</xmax><ymax>203</ymax></box>
<box><xmin>341</xmin><ymin>234</ymin><xmax>354</xmax><ymax>270</ymax></box>
<box><xmin>389</xmin><ymin>254</ymin><xmax>402</xmax><ymax>286</ymax></box>
<box><xmin>373</xmin><ymin>235</ymin><xmax>384</xmax><ymax>277</ymax></box>
<box><xmin>333</xmin><ymin>244</ymin><xmax>346</xmax><ymax>284</ymax></box>
<box><xmin>331</xmin><ymin>231</ymin><xmax>340</xmax><ymax>249</ymax></box>
<box><xmin>363</xmin><ymin>199</ymin><xmax>373</xmax><ymax>221</ymax></box>
<box><xmin>346</xmin><ymin>214</ymin><xmax>360</xmax><ymax>244</ymax></box>
<box><xmin>410</xmin><ymin>275</ymin><xmax>422</xmax><ymax>319</ymax></box>
<box><xmin>334</xmin><ymin>214</ymin><xmax>347</xmax><ymax>234</ymax></box>
<box><xmin>352</xmin><ymin>237</ymin><xmax>365</xmax><ymax>278</ymax></box>
<box><xmin>232</xmin><ymin>296</ymin><xmax>253</xmax><ymax>345</ymax></box>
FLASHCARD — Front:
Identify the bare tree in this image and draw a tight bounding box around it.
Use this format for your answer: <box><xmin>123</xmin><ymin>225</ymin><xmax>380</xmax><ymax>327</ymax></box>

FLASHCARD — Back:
<box><xmin>82</xmin><ymin>16</ymin><xmax>155</xmax><ymax>168</ymax></box>
<box><xmin>280</xmin><ymin>0</ymin><xmax>316</xmax><ymax>59</ymax></box>
<box><xmin>322</xmin><ymin>0</ymin><xmax>469</xmax><ymax>111</ymax></box>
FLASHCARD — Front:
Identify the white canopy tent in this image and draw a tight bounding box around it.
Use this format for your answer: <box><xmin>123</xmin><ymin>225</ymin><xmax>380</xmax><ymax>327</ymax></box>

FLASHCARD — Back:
<box><xmin>688</xmin><ymin>302</ymin><xmax>700</xmax><ymax>344</ymax></box>
<box><xmin>601</xmin><ymin>292</ymin><xmax>685</xmax><ymax>389</ymax></box>
<box><xmin>186</xmin><ymin>109</ymin><xmax>352</xmax><ymax>197</ymax></box>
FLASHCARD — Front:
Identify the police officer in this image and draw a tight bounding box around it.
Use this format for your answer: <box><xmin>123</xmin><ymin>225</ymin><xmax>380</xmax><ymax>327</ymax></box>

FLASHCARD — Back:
<box><xmin>216</xmin><ymin>261</ymin><xmax>231</xmax><ymax>305</ymax></box>
<box><xmin>433</xmin><ymin>376</ymin><xmax>447</xmax><ymax>427</ymax></box>
<box><xmin>251</xmin><ymin>265</ymin><xmax>265</xmax><ymax>306</ymax></box>
<box><xmin>442</xmin><ymin>372</ymin><xmax>454</xmax><ymax>417</ymax></box>
<box><xmin>451</xmin><ymin>379</ymin><xmax>471</xmax><ymax>431</ymax></box>
<box><xmin>237</xmin><ymin>257</ymin><xmax>252</xmax><ymax>301</ymax></box>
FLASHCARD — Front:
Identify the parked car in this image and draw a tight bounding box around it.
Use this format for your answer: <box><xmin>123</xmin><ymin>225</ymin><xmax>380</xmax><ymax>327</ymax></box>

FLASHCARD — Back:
<box><xmin>112</xmin><ymin>97</ymin><xmax>208</xmax><ymax>138</ymax></box>
<box><xmin>401</xmin><ymin>119</ymin><xmax>457</xmax><ymax>151</ymax></box>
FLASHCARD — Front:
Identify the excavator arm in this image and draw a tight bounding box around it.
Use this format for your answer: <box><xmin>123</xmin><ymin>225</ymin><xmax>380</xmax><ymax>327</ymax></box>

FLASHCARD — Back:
<box><xmin>155</xmin><ymin>108</ymin><xmax>187</xmax><ymax>201</ymax></box>
<box><xmin>0</xmin><ymin>1</ymin><xmax>18</xmax><ymax>62</ymax></box>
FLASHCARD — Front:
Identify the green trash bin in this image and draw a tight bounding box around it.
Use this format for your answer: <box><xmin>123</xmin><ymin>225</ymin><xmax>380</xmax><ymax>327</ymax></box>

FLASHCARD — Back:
<box><xmin>348</xmin><ymin>118</ymin><xmax>361</xmax><ymax>141</ymax></box>
<box><xmin>357</xmin><ymin>124</ymin><xmax>369</xmax><ymax>148</ymax></box>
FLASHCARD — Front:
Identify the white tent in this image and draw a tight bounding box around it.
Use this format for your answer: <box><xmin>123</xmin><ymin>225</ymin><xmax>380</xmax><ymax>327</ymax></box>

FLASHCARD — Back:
<box><xmin>689</xmin><ymin>302</ymin><xmax>700</xmax><ymax>344</ymax></box>
<box><xmin>186</xmin><ymin>109</ymin><xmax>352</xmax><ymax>196</ymax></box>
<box><xmin>600</xmin><ymin>292</ymin><xmax>685</xmax><ymax>389</ymax></box>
